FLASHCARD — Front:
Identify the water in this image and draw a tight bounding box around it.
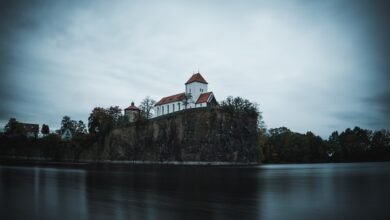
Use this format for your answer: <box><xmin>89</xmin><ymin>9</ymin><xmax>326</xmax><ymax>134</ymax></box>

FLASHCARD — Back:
<box><xmin>1</xmin><ymin>162</ymin><xmax>389</xmax><ymax>220</ymax></box>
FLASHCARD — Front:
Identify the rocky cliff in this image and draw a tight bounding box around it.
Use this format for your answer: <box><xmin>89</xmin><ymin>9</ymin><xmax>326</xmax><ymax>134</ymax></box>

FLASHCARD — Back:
<box><xmin>0</xmin><ymin>108</ymin><xmax>260</xmax><ymax>163</ymax></box>
<box><xmin>81</xmin><ymin>108</ymin><xmax>260</xmax><ymax>163</ymax></box>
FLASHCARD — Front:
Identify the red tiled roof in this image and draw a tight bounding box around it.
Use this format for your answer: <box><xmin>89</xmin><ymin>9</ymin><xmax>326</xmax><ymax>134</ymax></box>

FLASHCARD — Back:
<box><xmin>155</xmin><ymin>92</ymin><xmax>186</xmax><ymax>106</ymax></box>
<box><xmin>185</xmin><ymin>73</ymin><xmax>208</xmax><ymax>85</ymax></box>
<box><xmin>196</xmin><ymin>92</ymin><xmax>213</xmax><ymax>104</ymax></box>
<box><xmin>125</xmin><ymin>102</ymin><xmax>140</xmax><ymax>111</ymax></box>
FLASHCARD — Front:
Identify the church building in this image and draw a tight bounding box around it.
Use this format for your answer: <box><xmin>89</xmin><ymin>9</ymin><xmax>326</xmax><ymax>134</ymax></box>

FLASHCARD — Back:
<box><xmin>154</xmin><ymin>73</ymin><xmax>217</xmax><ymax>117</ymax></box>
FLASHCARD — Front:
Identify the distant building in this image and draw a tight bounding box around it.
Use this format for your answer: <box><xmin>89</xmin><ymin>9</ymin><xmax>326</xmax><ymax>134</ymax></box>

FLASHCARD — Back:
<box><xmin>61</xmin><ymin>128</ymin><xmax>72</xmax><ymax>141</ymax></box>
<box><xmin>154</xmin><ymin>73</ymin><xmax>217</xmax><ymax>117</ymax></box>
<box><xmin>125</xmin><ymin>101</ymin><xmax>140</xmax><ymax>122</ymax></box>
<box><xmin>19</xmin><ymin>123</ymin><xmax>39</xmax><ymax>138</ymax></box>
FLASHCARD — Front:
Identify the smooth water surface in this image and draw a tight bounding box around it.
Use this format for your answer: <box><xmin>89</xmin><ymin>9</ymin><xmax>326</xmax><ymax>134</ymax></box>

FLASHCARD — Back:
<box><xmin>1</xmin><ymin>162</ymin><xmax>389</xmax><ymax>220</ymax></box>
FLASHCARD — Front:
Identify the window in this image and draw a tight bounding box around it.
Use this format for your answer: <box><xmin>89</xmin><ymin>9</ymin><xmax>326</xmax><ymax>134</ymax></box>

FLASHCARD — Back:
<box><xmin>162</xmin><ymin>106</ymin><xmax>164</xmax><ymax>114</ymax></box>
<box><xmin>167</xmin><ymin>105</ymin><xmax>170</xmax><ymax>113</ymax></box>
<box><xmin>189</xmin><ymin>89</ymin><xmax>191</xmax><ymax>93</ymax></box>
<box><xmin>173</xmin><ymin>104</ymin><xmax>175</xmax><ymax>112</ymax></box>
<box><xmin>157</xmin><ymin>107</ymin><xmax>160</xmax><ymax>116</ymax></box>
<box><xmin>178</xmin><ymin>102</ymin><xmax>181</xmax><ymax>110</ymax></box>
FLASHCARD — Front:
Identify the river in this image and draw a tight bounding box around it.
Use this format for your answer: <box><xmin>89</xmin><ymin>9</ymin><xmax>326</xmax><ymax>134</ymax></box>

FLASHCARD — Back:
<box><xmin>1</xmin><ymin>162</ymin><xmax>389</xmax><ymax>220</ymax></box>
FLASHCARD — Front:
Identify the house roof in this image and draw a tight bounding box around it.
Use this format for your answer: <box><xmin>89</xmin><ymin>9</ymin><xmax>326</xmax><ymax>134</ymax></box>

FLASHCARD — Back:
<box><xmin>19</xmin><ymin>123</ymin><xmax>39</xmax><ymax>133</ymax></box>
<box><xmin>155</xmin><ymin>92</ymin><xmax>186</xmax><ymax>106</ymax></box>
<box><xmin>185</xmin><ymin>73</ymin><xmax>208</xmax><ymax>85</ymax></box>
<box><xmin>125</xmin><ymin>102</ymin><xmax>140</xmax><ymax>111</ymax></box>
<box><xmin>196</xmin><ymin>92</ymin><xmax>213</xmax><ymax>104</ymax></box>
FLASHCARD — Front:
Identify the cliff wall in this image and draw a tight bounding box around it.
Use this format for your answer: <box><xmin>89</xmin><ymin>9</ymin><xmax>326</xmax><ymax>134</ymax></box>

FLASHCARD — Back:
<box><xmin>0</xmin><ymin>108</ymin><xmax>260</xmax><ymax>163</ymax></box>
<box><xmin>82</xmin><ymin>108</ymin><xmax>260</xmax><ymax>162</ymax></box>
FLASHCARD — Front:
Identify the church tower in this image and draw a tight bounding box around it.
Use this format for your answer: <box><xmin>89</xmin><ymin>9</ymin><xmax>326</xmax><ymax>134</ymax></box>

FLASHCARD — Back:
<box><xmin>185</xmin><ymin>73</ymin><xmax>208</xmax><ymax>105</ymax></box>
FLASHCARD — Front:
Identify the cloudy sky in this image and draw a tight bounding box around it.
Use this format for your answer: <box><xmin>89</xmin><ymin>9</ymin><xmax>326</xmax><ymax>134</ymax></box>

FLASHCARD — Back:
<box><xmin>0</xmin><ymin>0</ymin><xmax>389</xmax><ymax>137</ymax></box>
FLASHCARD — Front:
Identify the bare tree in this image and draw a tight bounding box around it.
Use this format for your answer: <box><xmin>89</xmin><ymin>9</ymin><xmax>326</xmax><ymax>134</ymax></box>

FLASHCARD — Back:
<box><xmin>182</xmin><ymin>93</ymin><xmax>192</xmax><ymax>109</ymax></box>
<box><xmin>139</xmin><ymin>96</ymin><xmax>156</xmax><ymax>119</ymax></box>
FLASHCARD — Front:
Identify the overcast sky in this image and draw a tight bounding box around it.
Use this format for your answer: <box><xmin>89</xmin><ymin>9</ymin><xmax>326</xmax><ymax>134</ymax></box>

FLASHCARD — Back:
<box><xmin>0</xmin><ymin>0</ymin><xmax>389</xmax><ymax>137</ymax></box>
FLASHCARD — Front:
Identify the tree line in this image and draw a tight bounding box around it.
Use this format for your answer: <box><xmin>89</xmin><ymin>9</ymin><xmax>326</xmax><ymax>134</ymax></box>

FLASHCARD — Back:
<box><xmin>259</xmin><ymin>126</ymin><xmax>390</xmax><ymax>163</ymax></box>
<box><xmin>2</xmin><ymin>96</ymin><xmax>389</xmax><ymax>163</ymax></box>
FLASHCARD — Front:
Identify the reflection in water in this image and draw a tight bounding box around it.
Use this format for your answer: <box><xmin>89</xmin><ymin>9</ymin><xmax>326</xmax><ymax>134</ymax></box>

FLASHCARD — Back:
<box><xmin>84</xmin><ymin>166</ymin><xmax>260</xmax><ymax>220</ymax></box>
<box><xmin>1</xmin><ymin>162</ymin><xmax>390</xmax><ymax>220</ymax></box>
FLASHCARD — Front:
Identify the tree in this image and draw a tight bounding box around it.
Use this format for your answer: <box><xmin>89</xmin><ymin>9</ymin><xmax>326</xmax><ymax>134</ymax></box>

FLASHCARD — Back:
<box><xmin>88</xmin><ymin>106</ymin><xmax>123</xmax><ymax>134</ymax></box>
<box><xmin>61</xmin><ymin>116</ymin><xmax>77</xmax><ymax>133</ymax></box>
<box><xmin>337</xmin><ymin>127</ymin><xmax>372</xmax><ymax>161</ymax></box>
<box><xmin>4</xmin><ymin>118</ymin><xmax>18</xmax><ymax>135</ymax></box>
<box><xmin>41</xmin><ymin>124</ymin><xmax>50</xmax><ymax>136</ymax></box>
<box><xmin>88</xmin><ymin>107</ymin><xmax>109</xmax><ymax>134</ymax></box>
<box><xmin>3</xmin><ymin>118</ymin><xmax>27</xmax><ymax>136</ymax></box>
<box><xmin>327</xmin><ymin>131</ymin><xmax>342</xmax><ymax>161</ymax></box>
<box><xmin>139</xmin><ymin>96</ymin><xmax>156</xmax><ymax>119</ymax></box>
<box><xmin>75</xmin><ymin>120</ymin><xmax>87</xmax><ymax>134</ymax></box>
<box><xmin>220</xmin><ymin>96</ymin><xmax>262</xmax><ymax>128</ymax></box>
<box><xmin>107</xmin><ymin>106</ymin><xmax>122</xmax><ymax>126</ymax></box>
<box><xmin>182</xmin><ymin>93</ymin><xmax>192</xmax><ymax>109</ymax></box>
<box><xmin>220</xmin><ymin>96</ymin><xmax>259</xmax><ymax>116</ymax></box>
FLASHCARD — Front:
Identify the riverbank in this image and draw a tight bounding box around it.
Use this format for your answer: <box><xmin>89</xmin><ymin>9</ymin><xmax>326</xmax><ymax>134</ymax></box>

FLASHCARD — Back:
<box><xmin>0</xmin><ymin>157</ymin><xmax>259</xmax><ymax>167</ymax></box>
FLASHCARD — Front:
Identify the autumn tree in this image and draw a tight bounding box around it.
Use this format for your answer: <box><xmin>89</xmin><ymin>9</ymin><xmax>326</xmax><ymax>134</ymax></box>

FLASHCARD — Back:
<box><xmin>88</xmin><ymin>106</ymin><xmax>123</xmax><ymax>134</ymax></box>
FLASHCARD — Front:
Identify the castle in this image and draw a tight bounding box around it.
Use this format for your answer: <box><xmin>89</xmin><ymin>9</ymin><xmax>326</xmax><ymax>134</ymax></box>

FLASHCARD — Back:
<box><xmin>154</xmin><ymin>73</ymin><xmax>217</xmax><ymax>117</ymax></box>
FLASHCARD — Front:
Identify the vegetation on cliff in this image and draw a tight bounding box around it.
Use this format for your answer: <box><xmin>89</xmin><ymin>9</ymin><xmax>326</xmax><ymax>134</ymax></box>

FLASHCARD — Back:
<box><xmin>1</xmin><ymin>96</ymin><xmax>389</xmax><ymax>163</ymax></box>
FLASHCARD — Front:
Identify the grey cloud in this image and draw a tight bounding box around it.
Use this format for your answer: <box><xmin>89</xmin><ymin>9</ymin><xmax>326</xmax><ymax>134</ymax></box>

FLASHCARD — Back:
<box><xmin>0</xmin><ymin>0</ymin><xmax>389</xmax><ymax>137</ymax></box>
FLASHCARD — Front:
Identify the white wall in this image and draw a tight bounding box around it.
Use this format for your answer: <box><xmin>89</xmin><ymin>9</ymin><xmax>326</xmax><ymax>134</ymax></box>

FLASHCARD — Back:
<box><xmin>154</xmin><ymin>100</ymin><xmax>209</xmax><ymax>117</ymax></box>
<box><xmin>153</xmin><ymin>82</ymin><xmax>209</xmax><ymax>118</ymax></box>
<box><xmin>155</xmin><ymin>101</ymin><xmax>184</xmax><ymax>117</ymax></box>
<box><xmin>185</xmin><ymin>82</ymin><xmax>207</xmax><ymax>103</ymax></box>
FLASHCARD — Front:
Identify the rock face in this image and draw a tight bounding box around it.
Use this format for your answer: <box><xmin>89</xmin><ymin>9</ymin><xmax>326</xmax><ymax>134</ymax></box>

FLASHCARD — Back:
<box><xmin>0</xmin><ymin>108</ymin><xmax>260</xmax><ymax>163</ymax></box>
<box><xmin>96</xmin><ymin>108</ymin><xmax>260</xmax><ymax>162</ymax></box>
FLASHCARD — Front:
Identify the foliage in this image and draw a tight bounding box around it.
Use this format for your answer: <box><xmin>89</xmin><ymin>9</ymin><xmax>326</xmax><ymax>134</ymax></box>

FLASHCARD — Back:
<box><xmin>75</xmin><ymin>120</ymin><xmax>87</xmax><ymax>134</ymax></box>
<box><xmin>41</xmin><ymin>124</ymin><xmax>50</xmax><ymax>135</ymax></box>
<box><xmin>4</xmin><ymin>118</ymin><xmax>18</xmax><ymax>135</ymax></box>
<box><xmin>88</xmin><ymin>106</ymin><xmax>124</xmax><ymax>135</ymax></box>
<box><xmin>259</xmin><ymin>126</ymin><xmax>390</xmax><ymax>163</ymax></box>
<box><xmin>220</xmin><ymin>96</ymin><xmax>259</xmax><ymax>116</ymax></box>
<box><xmin>220</xmin><ymin>96</ymin><xmax>265</xmax><ymax>130</ymax></box>
<box><xmin>60</xmin><ymin>116</ymin><xmax>87</xmax><ymax>136</ymax></box>
<box><xmin>3</xmin><ymin>118</ymin><xmax>37</xmax><ymax>137</ymax></box>
<box><xmin>139</xmin><ymin>96</ymin><xmax>156</xmax><ymax>119</ymax></box>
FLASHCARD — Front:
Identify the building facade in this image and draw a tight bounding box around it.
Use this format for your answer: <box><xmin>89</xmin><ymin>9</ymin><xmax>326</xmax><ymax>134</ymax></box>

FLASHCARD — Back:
<box><xmin>125</xmin><ymin>102</ymin><xmax>140</xmax><ymax>122</ymax></box>
<box><xmin>154</xmin><ymin>73</ymin><xmax>217</xmax><ymax>117</ymax></box>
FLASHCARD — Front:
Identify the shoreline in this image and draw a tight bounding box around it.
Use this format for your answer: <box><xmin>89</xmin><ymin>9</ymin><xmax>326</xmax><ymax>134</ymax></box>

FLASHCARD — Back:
<box><xmin>0</xmin><ymin>157</ymin><xmax>260</xmax><ymax>166</ymax></box>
